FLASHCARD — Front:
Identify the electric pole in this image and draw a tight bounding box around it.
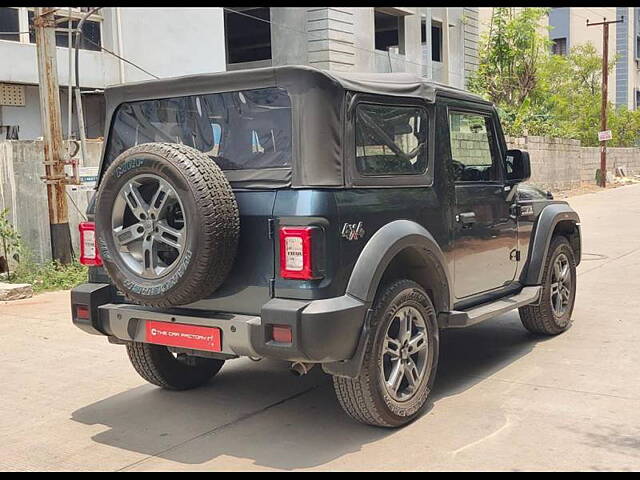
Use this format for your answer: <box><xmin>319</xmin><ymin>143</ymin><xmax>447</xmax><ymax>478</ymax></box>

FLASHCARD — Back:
<box><xmin>587</xmin><ymin>15</ymin><xmax>624</xmax><ymax>188</ymax></box>
<box><xmin>34</xmin><ymin>7</ymin><xmax>73</xmax><ymax>264</ymax></box>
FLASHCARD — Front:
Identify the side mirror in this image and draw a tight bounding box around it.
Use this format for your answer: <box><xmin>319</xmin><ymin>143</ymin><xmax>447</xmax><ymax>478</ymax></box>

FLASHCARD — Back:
<box><xmin>505</xmin><ymin>149</ymin><xmax>531</xmax><ymax>183</ymax></box>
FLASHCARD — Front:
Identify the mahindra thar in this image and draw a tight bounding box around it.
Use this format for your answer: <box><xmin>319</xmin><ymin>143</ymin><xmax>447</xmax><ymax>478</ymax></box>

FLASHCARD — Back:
<box><xmin>71</xmin><ymin>66</ymin><xmax>581</xmax><ymax>427</ymax></box>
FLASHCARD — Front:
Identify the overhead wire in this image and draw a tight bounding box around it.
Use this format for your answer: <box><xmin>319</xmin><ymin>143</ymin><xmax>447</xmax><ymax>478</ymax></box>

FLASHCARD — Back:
<box><xmin>78</xmin><ymin>34</ymin><xmax>159</xmax><ymax>80</ymax></box>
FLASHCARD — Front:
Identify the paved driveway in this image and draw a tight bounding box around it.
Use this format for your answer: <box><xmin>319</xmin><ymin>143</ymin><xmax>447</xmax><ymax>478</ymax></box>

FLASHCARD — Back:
<box><xmin>1</xmin><ymin>184</ymin><xmax>639</xmax><ymax>471</ymax></box>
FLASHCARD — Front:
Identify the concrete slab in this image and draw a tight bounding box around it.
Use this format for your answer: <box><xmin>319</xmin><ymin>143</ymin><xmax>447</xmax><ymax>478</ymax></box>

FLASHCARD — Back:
<box><xmin>1</xmin><ymin>184</ymin><xmax>639</xmax><ymax>471</ymax></box>
<box><xmin>0</xmin><ymin>282</ymin><xmax>32</xmax><ymax>301</ymax></box>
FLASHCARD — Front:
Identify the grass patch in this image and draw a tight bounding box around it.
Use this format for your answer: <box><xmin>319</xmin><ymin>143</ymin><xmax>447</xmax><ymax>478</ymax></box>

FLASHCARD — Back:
<box><xmin>1</xmin><ymin>210</ymin><xmax>87</xmax><ymax>293</ymax></box>
<box><xmin>9</xmin><ymin>260</ymin><xmax>88</xmax><ymax>293</ymax></box>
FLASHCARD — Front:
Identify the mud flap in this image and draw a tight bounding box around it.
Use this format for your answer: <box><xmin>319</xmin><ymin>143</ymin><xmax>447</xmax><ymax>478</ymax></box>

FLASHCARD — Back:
<box><xmin>321</xmin><ymin>308</ymin><xmax>373</xmax><ymax>378</ymax></box>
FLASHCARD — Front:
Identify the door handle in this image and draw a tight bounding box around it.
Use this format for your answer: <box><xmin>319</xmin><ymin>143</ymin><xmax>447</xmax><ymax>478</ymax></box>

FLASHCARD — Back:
<box><xmin>457</xmin><ymin>212</ymin><xmax>476</xmax><ymax>225</ymax></box>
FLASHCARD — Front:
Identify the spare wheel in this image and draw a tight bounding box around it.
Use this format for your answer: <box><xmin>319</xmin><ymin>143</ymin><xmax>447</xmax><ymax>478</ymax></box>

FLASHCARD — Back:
<box><xmin>94</xmin><ymin>142</ymin><xmax>239</xmax><ymax>307</ymax></box>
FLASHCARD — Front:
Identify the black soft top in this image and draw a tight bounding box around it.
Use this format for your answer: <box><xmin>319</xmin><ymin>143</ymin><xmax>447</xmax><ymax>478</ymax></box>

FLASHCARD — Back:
<box><xmin>101</xmin><ymin>65</ymin><xmax>490</xmax><ymax>188</ymax></box>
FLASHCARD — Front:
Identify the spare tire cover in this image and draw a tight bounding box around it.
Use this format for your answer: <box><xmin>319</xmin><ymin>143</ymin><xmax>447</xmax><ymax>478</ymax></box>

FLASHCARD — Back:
<box><xmin>95</xmin><ymin>142</ymin><xmax>239</xmax><ymax>307</ymax></box>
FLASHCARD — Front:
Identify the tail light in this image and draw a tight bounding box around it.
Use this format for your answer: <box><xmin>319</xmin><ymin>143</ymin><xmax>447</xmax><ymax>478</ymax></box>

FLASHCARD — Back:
<box><xmin>79</xmin><ymin>222</ymin><xmax>103</xmax><ymax>266</ymax></box>
<box><xmin>279</xmin><ymin>226</ymin><xmax>313</xmax><ymax>279</ymax></box>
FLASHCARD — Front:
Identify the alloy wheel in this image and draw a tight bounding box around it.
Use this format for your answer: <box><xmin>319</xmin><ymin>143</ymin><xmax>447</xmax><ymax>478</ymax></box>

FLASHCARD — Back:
<box><xmin>111</xmin><ymin>173</ymin><xmax>187</xmax><ymax>279</ymax></box>
<box><xmin>380</xmin><ymin>305</ymin><xmax>429</xmax><ymax>402</ymax></box>
<box><xmin>550</xmin><ymin>252</ymin><xmax>572</xmax><ymax>318</ymax></box>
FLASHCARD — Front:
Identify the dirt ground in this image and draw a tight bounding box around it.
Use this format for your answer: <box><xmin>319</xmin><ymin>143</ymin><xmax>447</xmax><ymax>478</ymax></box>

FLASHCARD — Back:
<box><xmin>552</xmin><ymin>177</ymin><xmax>640</xmax><ymax>199</ymax></box>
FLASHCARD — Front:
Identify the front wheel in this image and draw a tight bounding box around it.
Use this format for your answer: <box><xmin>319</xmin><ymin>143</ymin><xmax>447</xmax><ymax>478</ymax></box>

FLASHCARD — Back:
<box><xmin>332</xmin><ymin>279</ymin><xmax>439</xmax><ymax>428</ymax></box>
<box><xmin>519</xmin><ymin>235</ymin><xmax>577</xmax><ymax>335</ymax></box>
<box><xmin>126</xmin><ymin>342</ymin><xmax>224</xmax><ymax>390</ymax></box>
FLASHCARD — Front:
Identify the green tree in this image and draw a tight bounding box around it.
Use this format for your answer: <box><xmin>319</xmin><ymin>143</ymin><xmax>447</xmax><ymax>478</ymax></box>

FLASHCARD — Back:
<box><xmin>540</xmin><ymin>43</ymin><xmax>615</xmax><ymax>146</ymax></box>
<box><xmin>469</xmin><ymin>7</ymin><xmax>557</xmax><ymax>137</ymax></box>
<box><xmin>469</xmin><ymin>7</ymin><xmax>551</xmax><ymax>106</ymax></box>
<box><xmin>471</xmin><ymin>9</ymin><xmax>640</xmax><ymax>146</ymax></box>
<box><xmin>608</xmin><ymin>106</ymin><xmax>640</xmax><ymax>148</ymax></box>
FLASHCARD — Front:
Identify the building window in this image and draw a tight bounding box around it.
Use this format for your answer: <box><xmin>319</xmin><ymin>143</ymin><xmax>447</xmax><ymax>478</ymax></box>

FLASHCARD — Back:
<box><xmin>552</xmin><ymin>37</ymin><xmax>567</xmax><ymax>56</ymax></box>
<box><xmin>75</xmin><ymin>18</ymin><xmax>101</xmax><ymax>50</ymax></box>
<box><xmin>27</xmin><ymin>10</ymin><xmax>101</xmax><ymax>50</ymax></box>
<box><xmin>0</xmin><ymin>7</ymin><xmax>20</xmax><ymax>42</ymax></box>
<box><xmin>374</xmin><ymin>9</ymin><xmax>405</xmax><ymax>54</ymax></box>
<box><xmin>224</xmin><ymin>7</ymin><xmax>272</xmax><ymax>64</ymax></box>
<box><xmin>431</xmin><ymin>21</ymin><xmax>442</xmax><ymax>62</ymax></box>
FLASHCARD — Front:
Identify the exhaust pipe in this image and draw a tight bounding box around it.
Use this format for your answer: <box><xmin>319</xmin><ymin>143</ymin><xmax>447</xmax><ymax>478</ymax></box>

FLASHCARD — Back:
<box><xmin>290</xmin><ymin>362</ymin><xmax>315</xmax><ymax>376</ymax></box>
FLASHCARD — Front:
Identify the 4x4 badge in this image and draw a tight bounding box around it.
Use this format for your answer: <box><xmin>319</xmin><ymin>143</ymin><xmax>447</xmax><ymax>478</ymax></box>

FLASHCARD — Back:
<box><xmin>342</xmin><ymin>221</ymin><xmax>365</xmax><ymax>241</ymax></box>
<box><xmin>520</xmin><ymin>205</ymin><xmax>534</xmax><ymax>216</ymax></box>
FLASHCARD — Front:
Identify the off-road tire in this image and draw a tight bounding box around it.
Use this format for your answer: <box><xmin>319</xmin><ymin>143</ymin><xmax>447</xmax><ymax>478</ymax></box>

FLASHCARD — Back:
<box><xmin>332</xmin><ymin>279</ymin><xmax>439</xmax><ymax>428</ymax></box>
<box><xmin>95</xmin><ymin>142</ymin><xmax>239</xmax><ymax>307</ymax></box>
<box><xmin>519</xmin><ymin>235</ymin><xmax>577</xmax><ymax>335</ymax></box>
<box><xmin>126</xmin><ymin>342</ymin><xmax>224</xmax><ymax>390</ymax></box>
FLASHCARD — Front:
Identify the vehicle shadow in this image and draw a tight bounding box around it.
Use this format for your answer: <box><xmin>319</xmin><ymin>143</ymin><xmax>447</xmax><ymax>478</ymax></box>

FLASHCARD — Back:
<box><xmin>71</xmin><ymin>311</ymin><xmax>552</xmax><ymax>470</ymax></box>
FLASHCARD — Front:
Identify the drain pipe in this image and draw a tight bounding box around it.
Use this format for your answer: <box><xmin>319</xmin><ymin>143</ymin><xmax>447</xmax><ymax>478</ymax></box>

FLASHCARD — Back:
<box><xmin>115</xmin><ymin>7</ymin><xmax>125</xmax><ymax>83</ymax></box>
<box><xmin>64</xmin><ymin>7</ymin><xmax>81</xmax><ymax>182</ymax></box>
<box><xmin>66</xmin><ymin>7</ymin><xmax>72</xmax><ymax>145</ymax></box>
<box><xmin>74</xmin><ymin>7</ymin><xmax>102</xmax><ymax>182</ymax></box>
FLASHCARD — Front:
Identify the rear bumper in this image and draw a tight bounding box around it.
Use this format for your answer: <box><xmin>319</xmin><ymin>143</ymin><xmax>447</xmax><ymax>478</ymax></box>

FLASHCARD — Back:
<box><xmin>71</xmin><ymin>283</ymin><xmax>367</xmax><ymax>363</ymax></box>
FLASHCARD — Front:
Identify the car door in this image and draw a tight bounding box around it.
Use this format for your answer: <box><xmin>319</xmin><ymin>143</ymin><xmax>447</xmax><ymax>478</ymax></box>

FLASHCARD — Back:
<box><xmin>447</xmin><ymin>106</ymin><xmax>518</xmax><ymax>299</ymax></box>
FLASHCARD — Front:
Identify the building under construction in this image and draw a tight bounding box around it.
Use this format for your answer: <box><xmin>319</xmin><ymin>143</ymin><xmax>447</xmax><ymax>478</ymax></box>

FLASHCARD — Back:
<box><xmin>0</xmin><ymin>7</ymin><xmax>480</xmax><ymax>141</ymax></box>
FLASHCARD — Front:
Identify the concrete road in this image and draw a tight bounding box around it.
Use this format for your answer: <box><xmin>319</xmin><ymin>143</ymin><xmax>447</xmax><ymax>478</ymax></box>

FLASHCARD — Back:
<box><xmin>1</xmin><ymin>184</ymin><xmax>640</xmax><ymax>471</ymax></box>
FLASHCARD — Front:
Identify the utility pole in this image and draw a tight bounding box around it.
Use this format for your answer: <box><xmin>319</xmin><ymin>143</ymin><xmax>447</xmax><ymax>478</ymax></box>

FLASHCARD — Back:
<box><xmin>34</xmin><ymin>7</ymin><xmax>73</xmax><ymax>264</ymax></box>
<box><xmin>587</xmin><ymin>15</ymin><xmax>624</xmax><ymax>188</ymax></box>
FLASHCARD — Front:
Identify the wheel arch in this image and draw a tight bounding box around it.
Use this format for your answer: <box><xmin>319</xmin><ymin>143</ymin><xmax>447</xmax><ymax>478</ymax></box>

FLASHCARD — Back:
<box><xmin>522</xmin><ymin>204</ymin><xmax>581</xmax><ymax>285</ymax></box>
<box><xmin>345</xmin><ymin>220</ymin><xmax>452</xmax><ymax>313</ymax></box>
<box><xmin>325</xmin><ymin>220</ymin><xmax>450</xmax><ymax>379</ymax></box>
<box><xmin>553</xmin><ymin>220</ymin><xmax>581</xmax><ymax>264</ymax></box>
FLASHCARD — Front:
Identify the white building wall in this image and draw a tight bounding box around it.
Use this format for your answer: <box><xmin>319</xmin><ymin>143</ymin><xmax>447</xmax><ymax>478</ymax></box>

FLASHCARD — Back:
<box><xmin>447</xmin><ymin>8</ymin><xmax>466</xmax><ymax>89</ymax></box>
<box><xmin>0</xmin><ymin>86</ymin><xmax>42</xmax><ymax>139</ymax></box>
<box><xmin>0</xmin><ymin>40</ymin><xmax>107</xmax><ymax>88</ymax></box>
<box><xmin>110</xmin><ymin>7</ymin><xmax>226</xmax><ymax>85</ymax></box>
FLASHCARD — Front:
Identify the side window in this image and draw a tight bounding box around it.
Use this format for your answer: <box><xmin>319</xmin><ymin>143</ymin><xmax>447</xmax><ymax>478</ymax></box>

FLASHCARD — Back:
<box><xmin>448</xmin><ymin>111</ymin><xmax>500</xmax><ymax>182</ymax></box>
<box><xmin>355</xmin><ymin>103</ymin><xmax>428</xmax><ymax>176</ymax></box>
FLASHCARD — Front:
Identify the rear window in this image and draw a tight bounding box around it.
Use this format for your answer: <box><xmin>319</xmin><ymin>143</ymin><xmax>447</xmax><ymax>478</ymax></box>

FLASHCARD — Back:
<box><xmin>105</xmin><ymin>87</ymin><xmax>292</xmax><ymax>171</ymax></box>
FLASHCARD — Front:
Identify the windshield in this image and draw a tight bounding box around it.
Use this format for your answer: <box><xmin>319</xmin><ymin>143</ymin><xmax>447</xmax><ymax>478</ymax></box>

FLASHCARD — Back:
<box><xmin>105</xmin><ymin>87</ymin><xmax>292</xmax><ymax>171</ymax></box>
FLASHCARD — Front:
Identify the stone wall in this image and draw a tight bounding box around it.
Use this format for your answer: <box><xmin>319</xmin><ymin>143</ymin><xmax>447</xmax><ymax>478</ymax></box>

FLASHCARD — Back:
<box><xmin>0</xmin><ymin>140</ymin><xmax>102</xmax><ymax>264</ymax></box>
<box><xmin>506</xmin><ymin>136</ymin><xmax>640</xmax><ymax>191</ymax></box>
<box><xmin>451</xmin><ymin>131</ymin><xmax>493</xmax><ymax>166</ymax></box>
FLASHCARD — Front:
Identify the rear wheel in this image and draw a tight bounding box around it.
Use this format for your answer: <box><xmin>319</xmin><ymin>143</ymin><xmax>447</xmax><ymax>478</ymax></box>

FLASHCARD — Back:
<box><xmin>519</xmin><ymin>235</ymin><xmax>577</xmax><ymax>335</ymax></box>
<box><xmin>332</xmin><ymin>279</ymin><xmax>439</xmax><ymax>428</ymax></box>
<box><xmin>126</xmin><ymin>342</ymin><xmax>224</xmax><ymax>390</ymax></box>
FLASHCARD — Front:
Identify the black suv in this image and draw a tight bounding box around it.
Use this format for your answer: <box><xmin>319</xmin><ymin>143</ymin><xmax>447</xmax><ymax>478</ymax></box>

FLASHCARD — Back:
<box><xmin>71</xmin><ymin>66</ymin><xmax>581</xmax><ymax>428</ymax></box>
